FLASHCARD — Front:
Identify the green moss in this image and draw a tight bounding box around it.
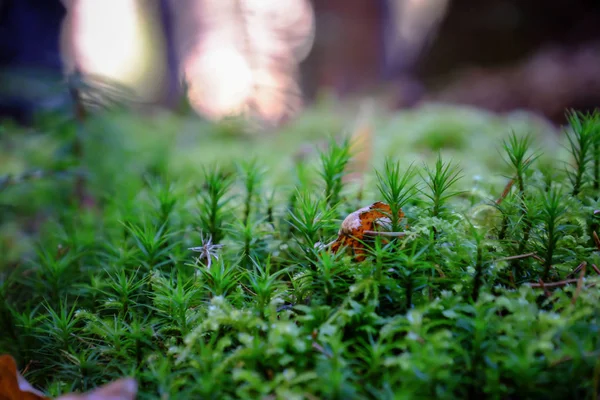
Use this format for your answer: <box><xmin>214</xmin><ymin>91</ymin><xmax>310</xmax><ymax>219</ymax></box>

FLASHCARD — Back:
<box><xmin>0</xmin><ymin>104</ymin><xmax>599</xmax><ymax>399</ymax></box>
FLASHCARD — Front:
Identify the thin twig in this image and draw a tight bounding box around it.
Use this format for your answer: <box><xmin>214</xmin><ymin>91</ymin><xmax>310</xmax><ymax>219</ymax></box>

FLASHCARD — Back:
<box><xmin>494</xmin><ymin>252</ymin><xmax>536</xmax><ymax>262</ymax></box>
<box><xmin>549</xmin><ymin>351</ymin><xmax>600</xmax><ymax>367</ymax></box>
<box><xmin>239</xmin><ymin>282</ymin><xmax>256</xmax><ymax>296</ymax></box>
<box><xmin>508</xmin><ymin>271</ymin><xmax>516</xmax><ymax>288</ymax></box>
<box><xmin>532</xmin><ymin>254</ymin><xmax>545</xmax><ymax>263</ymax></box>
<box><xmin>69</xmin><ymin>70</ymin><xmax>96</xmax><ymax>210</ymax></box>
<box><xmin>566</xmin><ymin>261</ymin><xmax>587</xmax><ymax>279</ymax></box>
<box><xmin>433</xmin><ymin>264</ymin><xmax>446</xmax><ymax>278</ymax></box>
<box><xmin>530</xmin><ymin>278</ymin><xmax>580</xmax><ymax>288</ymax></box>
<box><xmin>571</xmin><ymin>263</ymin><xmax>587</xmax><ymax>305</ymax></box>
<box><xmin>322</xmin><ymin>240</ymin><xmax>336</xmax><ymax>249</ymax></box>
<box><xmin>312</xmin><ymin>342</ymin><xmax>332</xmax><ymax>358</ymax></box>
<box><xmin>496</xmin><ymin>179</ymin><xmax>514</xmax><ymax>204</ymax></box>
<box><xmin>536</xmin><ymin>279</ymin><xmax>552</xmax><ymax>297</ymax></box>
<box><xmin>364</xmin><ymin>230</ymin><xmax>408</xmax><ymax>237</ymax></box>
<box><xmin>594</xmin><ymin>231</ymin><xmax>600</xmax><ymax>251</ymax></box>
<box><xmin>592</xmin><ymin>264</ymin><xmax>600</xmax><ymax>275</ymax></box>
<box><xmin>21</xmin><ymin>360</ymin><xmax>34</xmax><ymax>375</ymax></box>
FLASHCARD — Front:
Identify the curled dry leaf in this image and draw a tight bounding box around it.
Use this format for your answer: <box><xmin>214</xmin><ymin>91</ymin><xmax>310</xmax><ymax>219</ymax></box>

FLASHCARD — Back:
<box><xmin>0</xmin><ymin>355</ymin><xmax>137</xmax><ymax>400</ymax></box>
<box><xmin>329</xmin><ymin>201</ymin><xmax>405</xmax><ymax>261</ymax></box>
<box><xmin>0</xmin><ymin>354</ymin><xmax>48</xmax><ymax>400</ymax></box>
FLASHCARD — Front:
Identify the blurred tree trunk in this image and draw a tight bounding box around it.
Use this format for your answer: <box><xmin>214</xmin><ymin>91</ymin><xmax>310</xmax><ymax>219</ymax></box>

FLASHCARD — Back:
<box><xmin>0</xmin><ymin>0</ymin><xmax>66</xmax><ymax>69</ymax></box>
<box><xmin>417</xmin><ymin>0</ymin><xmax>600</xmax><ymax>85</ymax></box>
<box><xmin>0</xmin><ymin>0</ymin><xmax>66</xmax><ymax>123</ymax></box>
<box><xmin>301</xmin><ymin>0</ymin><xmax>383</xmax><ymax>101</ymax></box>
<box><xmin>157</xmin><ymin>0</ymin><xmax>181</xmax><ymax>108</ymax></box>
<box><xmin>301</xmin><ymin>0</ymin><xmax>600</xmax><ymax>121</ymax></box>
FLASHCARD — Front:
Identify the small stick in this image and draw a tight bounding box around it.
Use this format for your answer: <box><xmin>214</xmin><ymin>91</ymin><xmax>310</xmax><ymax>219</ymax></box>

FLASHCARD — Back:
<box><xmin>530</xmin><ymin>278</ymin><xmax>580</xmax><ymax>288</ymax></box>
<box><xmin>549</xmin><ymin>351</ymin><xmax>600</xmax><ymax>367</ymax></box>
<box><xmin>319</xmin><ymin>240</ymin><xmax>336</xmax><ymax>250</ymax></box>
<box><xmin>536</xmin><ymin>279</ymin><xmax>552</xmax><ymax>297</ymax></box>
<box><xmin>532</xmin><ymin>254</ymin><xmax>545</xmax><ymax>263</ymax></box>
<box><xmin>571</xmin><ymin>263</ymin><xmax>587</xmax><ymax>305</ymax></box>
<box><xmin>496</xmin><ymin>179</ymin><xmax>514</xmax><ymax>205</ymax></box>
<box><xmin>494</xmin><ymin>252</ymin><xmax>536</xmax><ymax>262</ymax></box>
<box><xmin>592</xmin><ymin>264</ymin><xmax>600</xmax><ymax>275</ymax></box>
<box><xmin>239</xmin><ymin>282</ymin><xmax>256</xmax><ymax>296</ymax></box>
<box><xmin>566</xmin><ymin>261</ymin><xmax>587</xmax><ymax>279</ymax></box>
<box><xmin>594</xmin><ymin>231</ymin><xmax>600</xmax><ymax>251</ymax></box>
<box><xmin>312</xmin><ymin>342</ymin><xmax>332</xmax><ymax>358</ymax></box>
<box><xmin>508</xmin><ymin>271</ymin><xmax>516</xmax><ymax>288</ymax></box>
<box><xmin>433</xmin><ymin>264</ymin><xmax>446</xmax><ymax>278</ymax></box>
<box><xmin>21</xmin><ymin>359</ymin><xmax>34</xmax><ymax>375</ymax></box>
<box><xmin>364</xmin><ymin>230</ymin><xmax>408</xmax><ymax>237</ymax></box>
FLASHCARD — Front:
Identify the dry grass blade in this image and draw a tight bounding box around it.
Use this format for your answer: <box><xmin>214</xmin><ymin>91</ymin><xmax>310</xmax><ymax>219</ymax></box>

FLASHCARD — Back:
<box><xmin>536</xmin><ymin>279</ymin><xmax>552</xmax><ymax>297</ymax></box>
<box><xmin>594</xmin><ymin>231</ymin><xmax>600</xmax><ymax>250</ymax></box>
<box><xmin>567</xmin><ymin>261</ymin><xmax>588</xmax><ymax>278</ymax></box>
<box><xmin>496</xmin><ymin>179</ymin><xmax>514</xmax><ymax>205</ymax></box>
<box><xmin>363</xmin><ymin>230</ymin><xmax>408</xmax><ymax>237</ymax></box>
<box><xmin>311</xmin><ymin>342</ymin><xmax>332</xmax><ymax>359</ymax></box>
<box><xmin>571</xmin><ymin>262</ymin><xmax>587</xmax><ymax>305</ymax></box>
<box><xmin>532</xmin><ymin>254</ymin><xmax>545</xmax><ymax>263</ymax></box>
<box><xmin>494</xmin><ymin>252</ymin><xmax>536</xmax><ymax>262</ymax></box>
<box><xmin>530</xmin><ymin>279</ymin><xmax>580</xmax><ymax>288</ymax></box>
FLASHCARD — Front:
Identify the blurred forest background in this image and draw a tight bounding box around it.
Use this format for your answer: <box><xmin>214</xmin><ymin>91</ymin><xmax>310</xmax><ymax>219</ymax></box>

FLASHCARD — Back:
<box><xmin>1</xmin><ymin>0</ymin><xmax>599</xmax><ymax>126</ymax></box>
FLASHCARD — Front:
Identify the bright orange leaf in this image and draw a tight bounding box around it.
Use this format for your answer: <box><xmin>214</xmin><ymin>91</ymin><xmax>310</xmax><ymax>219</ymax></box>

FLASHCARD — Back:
<box><xmin>0</xmin><ymin>355</ymin><xmax>48</xmax><ymax>400</ymax></box>
<box><xmin>329</xmin><ymin>201</ymin><xmax>404</xmax><ymax>261</ymax></box>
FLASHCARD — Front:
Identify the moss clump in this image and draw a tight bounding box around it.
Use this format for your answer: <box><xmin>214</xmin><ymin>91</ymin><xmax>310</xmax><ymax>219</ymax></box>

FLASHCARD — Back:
<box><xmin>0</xmin><ymin>105</ymin><xmax>599</xmax><ymax>399</ymax></box>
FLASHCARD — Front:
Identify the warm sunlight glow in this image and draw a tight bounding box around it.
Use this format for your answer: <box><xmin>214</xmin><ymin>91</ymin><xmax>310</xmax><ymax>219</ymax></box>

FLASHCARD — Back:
<box><xmin>185</xmin><ymin>43</ymin><xmax>254</xmax><ymax>117</ymax></box>
<box><xmin>183</xmin><ymin>0</ymin><xmax>315</xmax><ymax>123</ymax></box>
<box><xmin>71</xmin><ymin>0</ymin><xmax>138</xmax><ymax>78</ymax></box>
<box><xmin>61</xmin><ymin>0</ymin><xmax>165</xmax><ymax>101</ymax></box>
<box><xmin>60</xmin><ymin>0</ymin><xmax>314</xmax><ymax>121</ymax></box>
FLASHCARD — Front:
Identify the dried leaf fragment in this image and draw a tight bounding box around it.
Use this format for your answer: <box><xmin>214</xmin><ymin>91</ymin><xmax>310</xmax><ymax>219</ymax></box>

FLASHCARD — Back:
<box><xmin>0</xmin><ymin>354</ymin><xmax>48</xmax><ymax>400</ymax></box>
<box><xmin>329</xmin><ymin>201</ymin><xmax>405</xmax><ymax>261</ymax></box>
<box><xmin>57</xmin><ymin>378</ymin><xmax>137</xmax><ymax>400</ymax></box>
<box><xmin>0</xmin><ymin>354</ymin><xmax>137</xmax><ymax>400</ymax></box>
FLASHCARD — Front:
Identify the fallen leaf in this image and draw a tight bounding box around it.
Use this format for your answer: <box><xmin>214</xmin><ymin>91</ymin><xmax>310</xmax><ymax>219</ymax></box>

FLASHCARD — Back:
<box><xmin>329</xmin><ymin>202</ymin><xmax>405</xmax><ymax>261</ymax></box>
<box><xmin>0</xmin><ymin>354</ymin><xmax>48</xmax><ymax>400</ymax></box>
<box><xmin>56</xmin><ymin>378</ymin><xmax>137</xmax><ymax>400</ymax></box>
<box><xmin>0</xmin><ymin>355</ymin><xmax>137</xmax><ymax>400</ymax></box>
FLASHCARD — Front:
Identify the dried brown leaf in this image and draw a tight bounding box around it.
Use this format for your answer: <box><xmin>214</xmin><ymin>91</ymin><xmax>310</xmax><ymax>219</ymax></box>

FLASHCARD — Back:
<box><xmin>0</xmin><ymin>355</ymin><xmax>137</xmax><ymax>400</ymax></box>
<box><xmin>0</xmin><ymin>355</ymin><xmax>48</xmax><ymax>400</ymax></box>
<box><xmin>329</xmin><ymin>201</ymin><xmax>404</xmax><ymax>261</ymax></box>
